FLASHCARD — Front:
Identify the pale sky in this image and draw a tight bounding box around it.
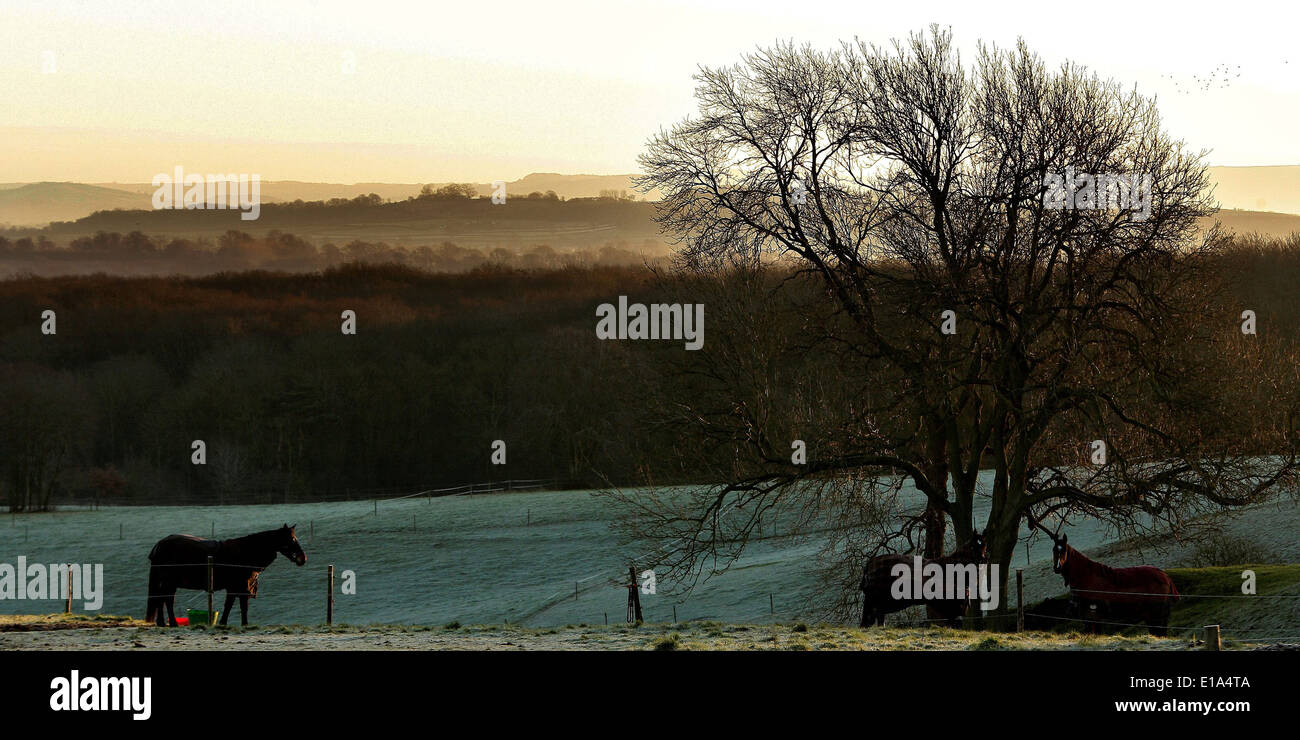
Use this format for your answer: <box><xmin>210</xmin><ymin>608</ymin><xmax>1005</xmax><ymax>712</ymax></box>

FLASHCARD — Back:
<box><xmin>1</xmin><ymin>0</ymin><xmax>1297</xmax><ymax>183</ymax></box>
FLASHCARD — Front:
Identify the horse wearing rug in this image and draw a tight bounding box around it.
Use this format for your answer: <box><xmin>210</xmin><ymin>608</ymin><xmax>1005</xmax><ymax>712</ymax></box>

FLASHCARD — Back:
<box><xmin>145</xmin><ymin>524</ymin><xmax>306</xmax><ymax>626</ymax></box>
<box><xmin>859</xmin><ymin>533</ymin><xmax>988</xmax><ymax>627</ymax></box>
<box><xmin>1027</xmin><ymin>512</ymin><xmax>1179</xmax><ymax>635</ymax></box>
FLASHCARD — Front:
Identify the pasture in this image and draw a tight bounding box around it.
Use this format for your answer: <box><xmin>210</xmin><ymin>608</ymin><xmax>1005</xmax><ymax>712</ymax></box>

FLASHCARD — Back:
<box><xmin>3</xmin><ymin>484</ymin><xmax>1300</xmax><ymax>640</ymax></box>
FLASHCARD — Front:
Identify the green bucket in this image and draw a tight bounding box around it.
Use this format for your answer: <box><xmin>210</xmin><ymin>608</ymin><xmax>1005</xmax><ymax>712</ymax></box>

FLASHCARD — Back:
<box><xmin>186</xmin><ymin>608</ymin><xmax>218</xmax><ymax>626</ymax></box>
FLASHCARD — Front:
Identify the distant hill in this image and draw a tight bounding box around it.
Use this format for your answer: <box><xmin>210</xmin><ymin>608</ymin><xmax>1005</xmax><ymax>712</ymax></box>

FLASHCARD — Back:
<box><xmin>89</xmin><ymin>173</ymin><xmax>652</xmax><ymax>208</ymax></box>
<box><xmin>5</xmin><ymin>169</ymin><xmax>1296</xmax><ymax>232</ymax></box>
<box><xmin>0</xmin><ymin>182</ymin><xmax>150</xmax><ymax>227</ymax></box>
<box><xmin>38</xmin><ymin>193</ymin><xmax>665</xmax><ymax>251</ymax></box>
<box><xmin>1210</xmin><ymin>209</ymin><xmax>1300</xmax><ymax>239</ymax></box>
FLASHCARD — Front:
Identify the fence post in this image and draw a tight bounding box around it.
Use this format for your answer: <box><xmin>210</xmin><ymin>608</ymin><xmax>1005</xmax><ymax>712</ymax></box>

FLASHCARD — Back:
<box><xmin>626</xmin><ymin>566</ymin><xmax>643</xmax><ymax>623</ymax></box>
<box><xmin>769</xmin><ymin>593</ymin><xmax>774</xmax><ymax>617</ymax></box>
<box><xmin>65</xmin><ymin>564</ymin><xmax>73</xmax><ymax>614</ymax></box>
<box><xmin>206</xmin><ymin>556</ymin><xmax>214</xmax><ymax>626</ymax></box>
<box><xmin>1204</xmin><ymin>625</ymin><xmax>1221</xmax><ymax>651</ymax></box>
<box><xmin>327</xmin><ymin>564</ymin><xmax>335</xmax><ymax>626</ymax></box>
<box><xmin>1016</xmin><ymin>568</ymin><xmax>1024</xmax><ymax>632</ymax></box>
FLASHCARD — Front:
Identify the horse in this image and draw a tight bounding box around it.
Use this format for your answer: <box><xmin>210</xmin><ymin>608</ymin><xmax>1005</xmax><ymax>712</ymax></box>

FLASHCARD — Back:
<box><xmin>859</xmin><ymin>533</ymin><xmax>988</xmax><ymax>628</ymax></box>
<box><xmin>1027</xmin><ymin>513</ymin><xmax>1179</xmax><ymax>636</ymax></box>
<box><xmin>145</xmin><ymin>524</ymin><xmax>306</xmax><ymax>627</ymax></box>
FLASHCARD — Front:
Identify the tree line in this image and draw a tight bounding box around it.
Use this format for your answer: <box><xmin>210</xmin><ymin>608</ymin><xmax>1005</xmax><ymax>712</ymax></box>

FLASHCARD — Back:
<box><xmin>0</xmin><ymin>230</ymin><xmax>666</xmax><ymax>276</ymax></box>
<box><xmin>1</xmin><ymin>233</ymin><xmax>1298</xmax><ymax>513</ymax></box>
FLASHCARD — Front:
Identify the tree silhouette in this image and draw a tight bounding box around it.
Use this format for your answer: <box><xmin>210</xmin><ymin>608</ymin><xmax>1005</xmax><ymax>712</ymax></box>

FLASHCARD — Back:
<box><xmin>632</xmin><ymin>27</ymin><xmax>1300</xmax><ymax>620</ymax></box>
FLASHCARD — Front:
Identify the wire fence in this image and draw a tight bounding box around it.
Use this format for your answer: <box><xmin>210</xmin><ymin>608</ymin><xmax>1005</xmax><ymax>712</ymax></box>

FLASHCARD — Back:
<box><xmin>9</xmin><ymin>490</ymin><xmax>1300</xmax><ymax>643</ymax></box>
<box><xmin>18</xmin><ymin>477</ymin><xmax>571</xmax><ymax>510</ymax></box>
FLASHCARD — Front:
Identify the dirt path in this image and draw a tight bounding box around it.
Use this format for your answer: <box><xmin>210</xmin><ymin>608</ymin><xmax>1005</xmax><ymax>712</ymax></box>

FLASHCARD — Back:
<box><xmin>0</xmin><ymin>616</ymin><xmax>1209</xmax><ymax>650</ymax></box>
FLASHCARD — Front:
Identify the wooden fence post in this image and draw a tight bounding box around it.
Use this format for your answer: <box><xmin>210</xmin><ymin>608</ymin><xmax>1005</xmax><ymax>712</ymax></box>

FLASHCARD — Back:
<box><xmin>1204</xmin><ymin>625</ymin><xmax>1221</xmax><ymax>651</ymax></box>
<box><xmin>65</xmin><ymin>564</ymin><xmax>73</xmax><ymax>614</ymax></box>
<box><xmin>327</xmin><ymin>564</ymin><xmax>335</xmax><ymax>626</ymax></box>
<box><xmin>626</xmin><ymin>566</ymin><xmax>643</xmax><ymax>623</ymax></box>
<box><xmin>206</xmin><ymin>556</ymin><xmax>214</xmax><ymax>626</ymax></box>
<box><xmin>1016</xmin><ymin>568</ymin><xmax>1024</xmax><ymax>632</ymax></box>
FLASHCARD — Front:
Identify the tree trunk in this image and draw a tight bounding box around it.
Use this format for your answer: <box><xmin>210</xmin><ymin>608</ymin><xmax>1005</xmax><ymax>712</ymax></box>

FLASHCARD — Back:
<box><xmin>984</xmin><ymin>515</ymin><xmax>1020</xmax><ymax>631</ymax></box>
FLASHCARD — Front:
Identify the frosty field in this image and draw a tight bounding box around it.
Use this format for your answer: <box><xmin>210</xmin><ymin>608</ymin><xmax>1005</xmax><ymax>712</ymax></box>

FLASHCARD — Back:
<box><xmin>2</xmin><ymin>483</ymin><xmax>1298</xmax><ymax>628</ymax></box>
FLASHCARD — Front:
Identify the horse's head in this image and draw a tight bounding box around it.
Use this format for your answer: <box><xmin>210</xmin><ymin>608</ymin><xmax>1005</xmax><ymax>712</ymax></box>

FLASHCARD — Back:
<box><xmin>1025</xmin><ymin>509</ymin><xmax>1069</xmax><ymax>573</ymax></box>
<box><xmin>1051</xmin><ymin>533</ymin><xmax>1069</xmax><ymax>574</ymax></box>
<box><xmin>954</xmin><ymin>530</ymin><xmax>988</xmax><ymax>563</ymax></box>
<box><xmin>278</xmin><ymin>523</ymin><xmax>306</xmax><ymax>566</ymax></box>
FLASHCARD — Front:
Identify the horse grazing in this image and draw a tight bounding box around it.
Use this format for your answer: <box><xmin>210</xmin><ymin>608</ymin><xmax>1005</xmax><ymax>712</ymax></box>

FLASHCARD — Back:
<box><xmin>145</xmin><ymin>524</ymin><xmax>306</xmax><ymax>627</ymax></box>
<box><xmin>859</xmin><ymin>533</ymin><xmax>988</xmax><ymax>628</ymax></box>
<box><xmin>1027</xmin><ymin>514</ymin><xmax>1179</xmax><ymax>636</ymax></box>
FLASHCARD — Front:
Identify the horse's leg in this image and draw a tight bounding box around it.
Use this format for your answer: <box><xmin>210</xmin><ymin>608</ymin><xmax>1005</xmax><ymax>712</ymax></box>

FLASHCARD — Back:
<box><xmin>1150</xmin><ymin>604</ymin><xmax>1170</xmax><ymax>637</ymax></box>
<box><xmin>147</xmin><ymin>568</ymin><xmax>167</xmax><ymax>625</ymax></box>
<box><xmin>164</xmin><ymin>590</ymin><xmax>178</xmax><ymax>627</ymax></box>
<box><xmin>221</xmin><ymin>594</ymin><xmax>235</xmax><ymax>626</ymax></box>
<box><xmin>239</xmin><ymin>595</ymin><xmax>249</xmax><ymax>626</ymax></box>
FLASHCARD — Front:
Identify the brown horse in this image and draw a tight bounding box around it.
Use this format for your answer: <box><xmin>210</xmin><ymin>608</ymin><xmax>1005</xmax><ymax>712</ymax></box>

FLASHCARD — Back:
<box><xmin>1027</xmin><ymin>513</ymin><xmax>1179</xmax><ymax>635</ymax></box>
<box><xmin>859</xmin><ymin>533</ymin><xmax>988</xmax><ymax>627</ymax></box>
<box><xmin>145</xmin><ymin>524</ymin><xmax>306</xmax><ymax>626</ymax></box>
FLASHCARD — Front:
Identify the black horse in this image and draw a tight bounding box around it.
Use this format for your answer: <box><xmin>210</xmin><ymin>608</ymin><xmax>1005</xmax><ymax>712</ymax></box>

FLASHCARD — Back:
<box><xmin>859</xmin><ymin>533</ymin><xmax>989</xmax><ymax>627</ymax></box>
<box><xmin>145</xmin><ymin>524</ymin><xmax>306</xmax><ymax>626</ymax></box>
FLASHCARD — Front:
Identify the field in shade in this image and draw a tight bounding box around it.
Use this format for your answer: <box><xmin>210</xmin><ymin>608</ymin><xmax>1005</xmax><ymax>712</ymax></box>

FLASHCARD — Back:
<box><xmin>2</xmin><ymin>478</ymin><xmax>1297</xmax><ymax>628</ymax></box>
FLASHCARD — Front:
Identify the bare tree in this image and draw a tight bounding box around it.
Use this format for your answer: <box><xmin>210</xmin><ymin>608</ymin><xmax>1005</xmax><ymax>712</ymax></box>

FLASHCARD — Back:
<box><xmin>628</xmin><ymin>27</ymin><xmax>1300</xmax><ymax>621</ymax></box>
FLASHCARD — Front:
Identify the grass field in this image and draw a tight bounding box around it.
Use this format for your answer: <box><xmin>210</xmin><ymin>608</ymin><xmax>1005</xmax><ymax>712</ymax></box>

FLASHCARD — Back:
<box><xmin>3</xmin><ymin>486</ymin><xmax>1300</xmax><ymax>643</ymax></box>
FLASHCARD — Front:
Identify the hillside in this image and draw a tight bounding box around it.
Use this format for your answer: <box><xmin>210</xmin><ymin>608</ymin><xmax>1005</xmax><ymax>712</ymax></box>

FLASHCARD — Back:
<box><xmin>87</xmin><ymin>174</ymin><xmax>650</xmax><ymax>209</ymax></box>
<box><xmin>36</xmin><ymin>193</ymin><xmax>664</xmax><ymax>249</ymax></box>
<box><xmin>1</xmin><ymin>167</ymin><xmax>1293</xmax><ymax>229</ymax></box>
<box><xmin>0</xmin><ymin>182</ymin><xmax>151</xmax><ymax>227</ymax></box>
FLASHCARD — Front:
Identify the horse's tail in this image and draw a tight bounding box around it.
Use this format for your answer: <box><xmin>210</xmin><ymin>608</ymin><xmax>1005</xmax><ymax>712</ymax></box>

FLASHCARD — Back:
<box><xmin>1167</xmin><ymin>578</ymin><xmax>1180</xmax><ymax>603</ymax></box>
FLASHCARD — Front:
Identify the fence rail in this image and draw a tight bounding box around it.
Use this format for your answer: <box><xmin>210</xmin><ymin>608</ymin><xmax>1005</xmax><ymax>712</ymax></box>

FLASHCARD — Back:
<box><xmin>8</xmin><ymin>477</ymin><xmax>572</xmax><ymax>510</ymax></box>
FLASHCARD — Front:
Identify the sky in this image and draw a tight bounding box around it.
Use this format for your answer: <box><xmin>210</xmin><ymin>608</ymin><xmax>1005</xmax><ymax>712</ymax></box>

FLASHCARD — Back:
<box><xmin>1</xmin><ymin>0</ymin><xmax>1297</xmax><ymax>183</ymax></box>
